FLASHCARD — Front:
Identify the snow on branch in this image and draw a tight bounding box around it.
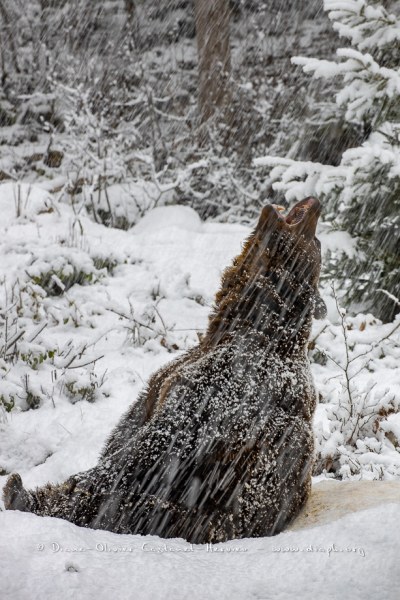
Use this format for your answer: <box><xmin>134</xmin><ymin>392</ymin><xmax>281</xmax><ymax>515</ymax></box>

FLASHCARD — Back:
<box><xmin>293</xmin><ymin>49</ymin><xmax>400</xmax><ymax>123</ymax></box>
<box><xmin>324</xmin><ymin>0</ymin><xmax>400</xmax><ymax>51</ymax></box>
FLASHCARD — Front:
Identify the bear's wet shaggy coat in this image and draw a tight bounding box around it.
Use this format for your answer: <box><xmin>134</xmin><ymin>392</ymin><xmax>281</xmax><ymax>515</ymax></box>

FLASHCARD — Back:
<box><xmin>4</xmin><ymin>197</ymin><xmax>326</xmax><ymax>543</ymax></box>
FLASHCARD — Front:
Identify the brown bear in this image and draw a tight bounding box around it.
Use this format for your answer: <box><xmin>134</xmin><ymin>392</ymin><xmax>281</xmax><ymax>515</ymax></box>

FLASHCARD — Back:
<box><xmin>3</xmin><ymin>197</ymin><xmax>326</xmax><ymax>543</ymax></box>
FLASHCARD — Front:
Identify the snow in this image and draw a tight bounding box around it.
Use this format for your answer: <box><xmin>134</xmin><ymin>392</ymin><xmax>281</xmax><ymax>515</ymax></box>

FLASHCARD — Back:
<box><xmin>293</xmin><ymin>49</ymin><xmax>400</xmax><ymax>124</ymax></box>
<box><xmin>133</xmin><ymin>205</ymin><xmax>203</xmax><ymax>233</ymax></box>
<box><xmin>325</xmin><ymin>0</ymin><xmax>400</xmax><ymax>51</ymax></box>
<box><xmin>1</xmin><ymin>500</ymin><xmax>399</xmax><ymax>600</ymax></box>
<box><xmin>316</xmin><ymin>225</ymin><xmax>356</xmax><ymax>259</ymax></box>
<box><xmin>0</xmin><ymin>182</ymin><xmax>54</xmax><ymax>226</ymax></box>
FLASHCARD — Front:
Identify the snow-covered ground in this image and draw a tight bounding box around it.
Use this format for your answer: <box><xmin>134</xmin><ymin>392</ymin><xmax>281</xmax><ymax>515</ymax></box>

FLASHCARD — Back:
<box><xmin>0</xmin><ymin>182</ymin><xmax>399</xmax><ymax>599</ymax></box>
<box><xmin>1</xmin><ymin>500</ymin><xmax>400</xmax><ymax>600</ymax></box>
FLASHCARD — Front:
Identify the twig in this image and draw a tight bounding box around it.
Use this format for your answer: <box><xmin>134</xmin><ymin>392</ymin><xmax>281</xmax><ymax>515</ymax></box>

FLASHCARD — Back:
<box><xmin>66</xmin><ymin>355</ymin><xmax>104</xmax><ymax>370</ymax></box>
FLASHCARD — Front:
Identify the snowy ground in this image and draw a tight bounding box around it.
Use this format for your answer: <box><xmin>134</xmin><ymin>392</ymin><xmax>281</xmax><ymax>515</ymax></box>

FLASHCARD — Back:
<box><xmin>0</xmin><ymin>182</ymin><xmax>399</xmax><ymax>599</ymax></box>
<box><xmin>1</xmin><ymin>500</ymin><xmax>400</xmax><ymax>600</ymax></box>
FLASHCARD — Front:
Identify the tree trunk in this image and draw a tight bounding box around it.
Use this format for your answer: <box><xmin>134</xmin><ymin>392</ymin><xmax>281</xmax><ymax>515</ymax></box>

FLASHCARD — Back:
<box><xmin>194</xmin><ymin>0</ymin><xmax>232</xmax><ymax>127</ymax></box>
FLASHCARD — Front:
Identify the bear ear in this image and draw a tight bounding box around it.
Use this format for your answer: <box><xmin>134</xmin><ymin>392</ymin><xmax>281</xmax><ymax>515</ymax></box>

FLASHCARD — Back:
<box><xmin>257</xmin><ymin>204</ymin><xmax>284</xmax><ymax>232</ymax></box>
<box><xmin>287</xmin><ymin>197</ymin><xmax>321</xmax><ymax>240</ymax></box>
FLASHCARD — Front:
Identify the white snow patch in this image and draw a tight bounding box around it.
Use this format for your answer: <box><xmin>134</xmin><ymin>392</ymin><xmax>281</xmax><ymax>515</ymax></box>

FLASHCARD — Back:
<box><xmin>0</xmin><ymin>501</ymin><xmax>399</xmax><ymax>600</ymax></box>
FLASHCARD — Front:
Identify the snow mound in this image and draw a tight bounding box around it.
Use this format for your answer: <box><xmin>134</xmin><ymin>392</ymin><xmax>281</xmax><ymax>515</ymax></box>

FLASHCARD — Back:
<box><xmin>133</xmin><ymin>205</ymin><xmax>203</xmax><ymax>233</ymax></box>
<box><xmin>0</xmin><ymin>495</ymin><xmax>399</xmax><ymax>600</ymax></box>
<box><xmin>0</xmin><ymin>182</ymin><xmax>53</xmax><ymax>226</ymax></box>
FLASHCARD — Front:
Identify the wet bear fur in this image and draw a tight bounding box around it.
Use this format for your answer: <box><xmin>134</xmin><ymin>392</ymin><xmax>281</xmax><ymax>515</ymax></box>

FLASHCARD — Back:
<box><xmin>4</xmin><ymin>197</ymin><xmax>326</xmax><ymax>543</ymax></box>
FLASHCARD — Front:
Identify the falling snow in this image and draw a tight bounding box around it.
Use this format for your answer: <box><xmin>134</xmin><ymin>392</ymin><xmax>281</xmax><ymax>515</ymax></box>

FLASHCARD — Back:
<box><xmin>0</xmin><ymin>1</ymin><xmax>399</xmax><ymax>599</ymax></box>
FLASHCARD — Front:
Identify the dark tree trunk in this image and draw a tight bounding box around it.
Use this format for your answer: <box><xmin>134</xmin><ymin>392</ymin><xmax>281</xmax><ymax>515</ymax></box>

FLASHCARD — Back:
<box><xmin>194</xmin><ymin>0</ymin><xmax>232</xmax><ymax>127</ymax></box>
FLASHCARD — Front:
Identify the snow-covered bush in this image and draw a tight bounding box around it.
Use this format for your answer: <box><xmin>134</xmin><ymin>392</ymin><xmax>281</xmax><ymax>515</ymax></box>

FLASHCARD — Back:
<box><xmin>311</xmin><ymin>289</ymin><xmax>400</xmax><ymax>480</ymax></box>
<box><xmin>0</xmin><ymin>293</ymin><xmax>56</xmax><ymax>412</ymax></box>
<box><xmin>27</xmin><ymin>249</ymin><xmax>104</xmax><ymax>297</ymax></box>
<box><xmin>63</xmin><ymin>369</ymin><xmax>108</xmax><ymax>405</ymax></box>
<box><xmin>256</xmin><ymin>0</ymin><xmax>400</xmax><ymax>321</ymax></box>
<box><xmin>54</xmin><ymin>82</ymin><xmax>182</xmax><ymax>228</ymax></box>
<box><xmin>0</xmin><ymin>279</ymin><xmax>108</xmax><ymax>413</ymax></box>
